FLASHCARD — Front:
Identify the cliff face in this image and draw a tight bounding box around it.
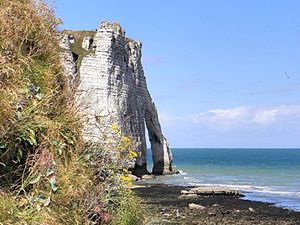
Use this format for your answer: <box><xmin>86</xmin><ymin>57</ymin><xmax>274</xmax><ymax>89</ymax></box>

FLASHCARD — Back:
<box><xmin>64</xmin><ymin>22</ymin><xmax>173</xmax><ymax>175</ymax></box>
<box><xmin>59</xmin><ymin>34</ymin><xmax>77</xmax><ymax>85</ymax></box>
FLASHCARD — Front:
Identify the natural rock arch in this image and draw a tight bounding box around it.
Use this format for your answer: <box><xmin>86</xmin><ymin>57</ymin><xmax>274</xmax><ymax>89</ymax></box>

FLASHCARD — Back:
<box><xmin>61</xmin><ymin>22</ymin><xmax>174</xmax><ymax>176</ymax></box>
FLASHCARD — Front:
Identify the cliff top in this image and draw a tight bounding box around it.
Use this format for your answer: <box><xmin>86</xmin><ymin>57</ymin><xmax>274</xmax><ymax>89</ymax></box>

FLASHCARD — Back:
<box><xmin>61</xmin><ymin>23</ymin><xmax>142</xmax><ymax>71</ymax></box>
<box><xmin>61</xmin><ymin>30</ymin><xmax>96</xmax><ymax>69</ymax></box>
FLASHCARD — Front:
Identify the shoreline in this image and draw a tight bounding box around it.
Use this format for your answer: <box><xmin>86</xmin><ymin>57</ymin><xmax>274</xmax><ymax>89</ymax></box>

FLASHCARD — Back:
<box><xmin>133</xmin><ymin>184</ymin><xmax>300</xmax><ymax>225</ymax></box>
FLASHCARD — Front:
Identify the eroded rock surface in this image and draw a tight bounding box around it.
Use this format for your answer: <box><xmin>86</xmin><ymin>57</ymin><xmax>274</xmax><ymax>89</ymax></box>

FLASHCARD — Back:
<box><xmin>59</xmin><ymin>34</ymin><xmax>77</xmax><ymax>83</ymax></box>
<box><xmin>71</xmin><ymin>21</ymin><xmax>173</xmax><ymax>176</ymax></box>
<box><xmin>181</xmin><ymin>187</ymin><xmax>242</xmax><ymax>197</ymax></box>
<box><xmin>82</xmin><ymin>36</ymin><xmax>93</xmax><ymax>50</ymax></box>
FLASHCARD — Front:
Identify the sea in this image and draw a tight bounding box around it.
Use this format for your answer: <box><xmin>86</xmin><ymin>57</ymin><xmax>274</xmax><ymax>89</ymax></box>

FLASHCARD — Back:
<box><xmin>145</xmin><ymin>148</ymin><xmax>300</xmax><ymax>212</ymax></box>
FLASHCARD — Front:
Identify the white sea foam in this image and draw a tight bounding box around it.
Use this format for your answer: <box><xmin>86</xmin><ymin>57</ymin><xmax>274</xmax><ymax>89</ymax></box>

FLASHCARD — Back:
<box><xmin>178</xmin><ymin>171</ymin><xmax>187</xmax><ymax>175</ymax></box>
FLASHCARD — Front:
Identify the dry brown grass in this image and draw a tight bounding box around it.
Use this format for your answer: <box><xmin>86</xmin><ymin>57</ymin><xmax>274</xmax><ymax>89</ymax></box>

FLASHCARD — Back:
<box><xmin>0</xmin><ymin>1</ymin><xmax>143</xmax><ymax>224</ymax></box>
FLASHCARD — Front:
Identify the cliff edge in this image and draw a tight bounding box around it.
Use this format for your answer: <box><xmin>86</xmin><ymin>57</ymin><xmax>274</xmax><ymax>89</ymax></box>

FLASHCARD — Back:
<box><xmin>63</xmin><ymin>21</ymin><xmax>174</xmax><ymax>176</ymax></box>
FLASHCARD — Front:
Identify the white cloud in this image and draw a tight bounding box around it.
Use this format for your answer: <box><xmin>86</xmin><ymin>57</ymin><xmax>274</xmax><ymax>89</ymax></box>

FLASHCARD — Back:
<box><xmin>160</xmin><ymin>105</ymin><xmax>300</xmax><ymax>130</ymax></box>
<box><xmin>252</xmin><ymin>108</ymin><xmax>277</xmax><ymax>124</ymax></box>
<box><xmin>158</xmin><ymin>105</ymin><xmax>300</xmax><ymax>147</ymax></box>
<box><xmin>252</xmin><ymin>105</ymin><xmax>300</xmax><ymax>125</ymax></box>
<box><xmin>204</xmin><ymin>106</ymin><xmax>251</xmax><ymax>128</ymax></box>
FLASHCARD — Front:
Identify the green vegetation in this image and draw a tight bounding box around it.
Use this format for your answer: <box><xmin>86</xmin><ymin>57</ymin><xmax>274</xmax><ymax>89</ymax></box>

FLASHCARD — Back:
<box><xmin>0</xmin><ymin>0</ymin><xmax>143</xmax><ymax>224</ymax></box>
<box><xmin>112</xmin><ymin>192</ymin><xmax>144</xmax><ymax>225</ymax></box>
<box><xmin>62</xmin><ymin>30</ymin><xmax>96</xmax><ymax>71</ymax></box>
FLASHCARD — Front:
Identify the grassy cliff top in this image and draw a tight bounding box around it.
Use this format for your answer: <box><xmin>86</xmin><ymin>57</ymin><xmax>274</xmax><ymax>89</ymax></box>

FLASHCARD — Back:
<box><xmin>62</xmin><ymin>30</ymin><xmax>96</xmax><ymax>71</ymax></box>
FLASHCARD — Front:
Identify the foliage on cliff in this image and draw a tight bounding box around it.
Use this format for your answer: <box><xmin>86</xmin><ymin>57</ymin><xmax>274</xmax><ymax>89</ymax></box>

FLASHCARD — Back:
<box><xmin>62</xmin><ymin>30</ymin><xmax>96</xmax><ymax>71</ymax></box>
<box><xmin>0</xmin><ymin>0</ymin><xmax>142</xmax><ymax>224</ymax></box>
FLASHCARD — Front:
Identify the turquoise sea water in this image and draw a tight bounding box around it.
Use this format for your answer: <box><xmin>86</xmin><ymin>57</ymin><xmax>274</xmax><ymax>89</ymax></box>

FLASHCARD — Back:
<box><xmin>146</xmin><ymin>148</ymin><xmax>300</xmax><ymax>211</ymax></box>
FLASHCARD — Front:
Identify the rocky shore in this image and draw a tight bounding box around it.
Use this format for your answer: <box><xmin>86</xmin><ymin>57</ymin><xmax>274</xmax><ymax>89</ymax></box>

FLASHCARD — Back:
<box><xmin>133</xmin><ymin>184</ymin><xmax>300</xmax><ymax>225</ymax></box>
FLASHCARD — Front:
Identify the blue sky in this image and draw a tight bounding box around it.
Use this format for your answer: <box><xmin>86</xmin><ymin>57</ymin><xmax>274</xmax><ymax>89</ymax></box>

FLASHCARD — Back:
<box><xmin>56</xmin><ymin>0</ymin><xmax>300</xmax><ymax>148</ymax></box>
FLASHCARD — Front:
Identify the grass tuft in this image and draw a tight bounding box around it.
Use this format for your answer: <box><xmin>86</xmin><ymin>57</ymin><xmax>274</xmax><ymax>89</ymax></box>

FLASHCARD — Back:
<box><xmin>0</xmin><ymin>1</ymin><xmax>144</xmax><ymax>224</ymax></box>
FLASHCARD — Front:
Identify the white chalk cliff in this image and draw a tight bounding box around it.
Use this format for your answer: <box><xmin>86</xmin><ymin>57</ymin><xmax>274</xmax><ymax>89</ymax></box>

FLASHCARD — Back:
<box><xmin>59</xmin><ymin>34</ymin><xmax>77</xmax><ymax>83</ymax></box>
<box><xmin>63</xmin><ymin>22</ymin><xmax>173</xmax><ymax>176</ymax></box>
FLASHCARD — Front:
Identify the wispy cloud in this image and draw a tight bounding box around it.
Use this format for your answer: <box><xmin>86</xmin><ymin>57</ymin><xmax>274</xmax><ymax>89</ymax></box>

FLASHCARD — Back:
<box><xmin>160</xmin><ymin>105</ymin><xmax>300</xmax><ymax>130</ymax></box>
<box><xmin>193</xmin><ymin>106</ymin><xmax>251</xmax><ymax>129</ymax></box>
<box><xmin>197</xmin><ymin>105</ymin><xmax>300</xmax><ymax>128</ymax></box>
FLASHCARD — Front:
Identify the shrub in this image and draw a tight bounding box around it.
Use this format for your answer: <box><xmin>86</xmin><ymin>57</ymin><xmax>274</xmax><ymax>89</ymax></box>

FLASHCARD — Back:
<box><xmin>0</xmin><ymin>1</ymin><xmax>144</xmax><ymax>224</ymax></box>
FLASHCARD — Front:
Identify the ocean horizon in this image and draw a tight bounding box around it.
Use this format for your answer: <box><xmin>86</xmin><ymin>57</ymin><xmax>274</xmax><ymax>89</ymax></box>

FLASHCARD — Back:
<box><xmin>145</xmin><ymin>148</ymin><xmax>300</xmax><ymax>211</ymax></box>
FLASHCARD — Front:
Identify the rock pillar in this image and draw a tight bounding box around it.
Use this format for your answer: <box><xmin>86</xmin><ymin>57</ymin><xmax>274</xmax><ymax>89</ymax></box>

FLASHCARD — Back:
<box><xmin>74</xmin><ymin>21</ymin><xmax>173</xmax><ymax>176</ymax></box>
